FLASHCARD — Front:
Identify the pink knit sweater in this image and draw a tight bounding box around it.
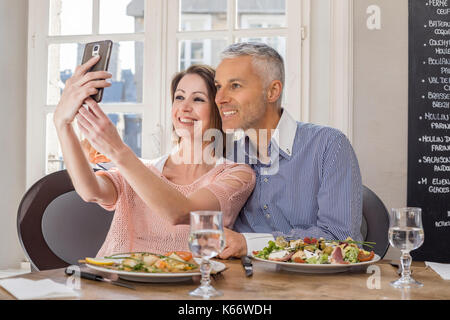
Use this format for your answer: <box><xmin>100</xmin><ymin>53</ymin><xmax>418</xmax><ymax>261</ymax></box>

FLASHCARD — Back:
<box><xmin>95</xmin><ymin>156</ymin><xmax>256</xmax><ymax>257</ymax></box>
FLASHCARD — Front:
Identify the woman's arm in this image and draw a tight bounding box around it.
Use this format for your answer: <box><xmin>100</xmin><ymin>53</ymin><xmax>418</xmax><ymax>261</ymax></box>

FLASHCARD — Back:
<box><xmin>115</xmin><ymin>149</ymin><xmax>221</xmax><ymax>224</ymax></box>
<box><xmin>53</xmin><ymin>56</ymin><xmax>116</xmax><ymax>204</ymax></box>
<box><xmin>55</xmin><ymin>123</ymin><xmax>116</xmax><ymax>204</ymax></box>
<box><xmin>76</xmin><ymin>99</ymin><xmax>220</xmax><ymax>224</ymax></box>
<box><xmin>76</xmin><ymin>100</ymin><xmax>256</xmax><ymax>225</ymax></box>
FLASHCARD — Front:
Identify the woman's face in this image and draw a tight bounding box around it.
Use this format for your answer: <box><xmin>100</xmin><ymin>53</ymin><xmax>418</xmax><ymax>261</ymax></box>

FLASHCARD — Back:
<box><xmin>172</xmin><ymin>73</ymin><xmax>212</xmax><ymax>141</ymax></box>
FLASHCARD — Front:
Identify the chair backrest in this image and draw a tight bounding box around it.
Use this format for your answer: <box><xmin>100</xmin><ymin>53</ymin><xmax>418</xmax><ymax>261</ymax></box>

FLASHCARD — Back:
<box><xmin>360</xmin><ymin>185</ymin><xmax>390</xmax><ymax>258</ymax></box>
<box><xmin>17</xmin><ymin>170</ymin><xmax>113</xmax><ymax>271</ymax></box>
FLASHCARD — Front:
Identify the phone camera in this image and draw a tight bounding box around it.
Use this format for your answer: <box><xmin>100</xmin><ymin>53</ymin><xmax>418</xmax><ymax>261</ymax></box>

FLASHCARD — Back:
<box><xmin>93</xmin><ymin>45</ymin><xmax>100</xmax><ymax>57</ymax></box>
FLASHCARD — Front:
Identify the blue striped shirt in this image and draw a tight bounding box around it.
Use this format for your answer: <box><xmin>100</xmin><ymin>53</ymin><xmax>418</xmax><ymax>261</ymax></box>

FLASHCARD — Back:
<box><xmin>230</xmin><ymin>109</ymin><xmax>363</xmax><ymax>242</ymax></box>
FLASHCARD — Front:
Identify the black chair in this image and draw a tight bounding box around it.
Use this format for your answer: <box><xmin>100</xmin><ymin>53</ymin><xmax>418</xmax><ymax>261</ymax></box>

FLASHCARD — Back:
<box><xmin>360</xmin><ymin>185</ymin><xmax>390</xmax><ymax>258</ymax></box>
<box><xmin>17</xmin><ymin>170</ymin><xmax>114</xmax><ymax>271</ymax></box>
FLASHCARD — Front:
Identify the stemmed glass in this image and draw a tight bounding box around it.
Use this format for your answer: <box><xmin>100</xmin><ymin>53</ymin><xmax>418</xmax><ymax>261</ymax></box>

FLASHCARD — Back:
<box><xmin>388</xmin><ymin>207</ymin><xmax>425</xmax><ymax>288</ymax></box>
<box><xmin>188</xmin><ymin>211</ymin><xmax>225</xmax><ymax>298</ymax></box>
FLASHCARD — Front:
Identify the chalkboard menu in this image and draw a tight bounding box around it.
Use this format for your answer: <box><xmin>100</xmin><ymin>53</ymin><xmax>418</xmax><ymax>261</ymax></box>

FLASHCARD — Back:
<box><xmin>408</xmin><ymin>0</ymin><xmax>450</xmax><ymax>262</ymax></box>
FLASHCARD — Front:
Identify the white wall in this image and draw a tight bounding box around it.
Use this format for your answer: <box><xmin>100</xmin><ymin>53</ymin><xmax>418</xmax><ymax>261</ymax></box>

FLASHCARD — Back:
<box><xmin>309</xmin><ymin>0</ymin><xmax>407</xmax><ymax>260</ymax></box>
<box><xmin>0</xmin><ymin>0</ymin><xmax>28</xmax><ymax>269</ymax></box>
<box><xmin>353</xmin><ymin>0</ymin><xmax>408</xmax><ymax>260</ymax></box>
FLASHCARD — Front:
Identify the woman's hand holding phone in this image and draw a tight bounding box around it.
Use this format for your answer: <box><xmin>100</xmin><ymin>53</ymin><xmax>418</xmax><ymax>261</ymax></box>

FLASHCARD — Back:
<box><xmin>76</xmin><ymin>98</ymin><xmax>130</xmax><ymax>164</ymax></box>
<box><xmin>53</xmin><ymin>55</ymin><xmax>112</xmax><ymax>129</ymax></box>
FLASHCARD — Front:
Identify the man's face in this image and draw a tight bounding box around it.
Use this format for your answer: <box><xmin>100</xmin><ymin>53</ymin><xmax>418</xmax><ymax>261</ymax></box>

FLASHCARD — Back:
<box><xmin>215</xmin><ymin>56</ymin><xmax>268</xmax><ymax>131</ymax></box>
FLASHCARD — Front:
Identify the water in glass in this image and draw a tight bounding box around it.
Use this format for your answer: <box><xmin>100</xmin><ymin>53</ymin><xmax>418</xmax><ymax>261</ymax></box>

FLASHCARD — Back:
<box><xmin>188</xmin><ymin>211</ymin><xmax>225</xmax><ymax>298</ymax></box>
<box><xmin>189</xmin><ymin>229</ymin><xmax>224</xmax><ymax>260</ymax></box>
<box><xmin>388</xmin><ymin>207</ymin><xmax>424</xmax><ymax>289</ymax></box>
<box><xmin>388</xmin><ymin>227</ymin><xmax>424</xmax><ymax>251</ymax></box>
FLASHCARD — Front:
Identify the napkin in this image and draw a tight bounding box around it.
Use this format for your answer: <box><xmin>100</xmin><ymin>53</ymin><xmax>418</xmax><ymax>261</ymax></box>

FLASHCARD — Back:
<box><xmin>0</xmin><ymin>269</ymin><xmax>30</xmax><ymax>279</ymax></box>
<box><xmin>0</xmin><ymin>278</ymin><xmax>79</xmax><ymax>300</ymax></box>
<box><xmin>425</xmin><ymin>261</ymin><xmax>450</xmax><ymax>280</ymax></box>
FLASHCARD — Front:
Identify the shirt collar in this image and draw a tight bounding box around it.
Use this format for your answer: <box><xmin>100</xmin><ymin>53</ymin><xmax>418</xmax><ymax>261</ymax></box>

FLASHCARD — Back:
<box><xmin>271</xmin><ymin>108</ymin><xmax>297</xmax><ymax>158</ymax></box>
<box><xmin>237</xmin><ymin>108</ymin><xmax>297</xmax><ymax>161</ymax></box>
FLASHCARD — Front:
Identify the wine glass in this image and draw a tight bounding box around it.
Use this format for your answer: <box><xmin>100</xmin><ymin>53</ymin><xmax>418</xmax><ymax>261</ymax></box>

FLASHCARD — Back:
<box><xmin>388</xmin><ymin>207</ymin><xmax>425</xmax><ymax>288</ymax></box>
<box><xmin>188</xmin><ymin>211</ymin><xmax>225</xmax><ymax>298</ymax></box>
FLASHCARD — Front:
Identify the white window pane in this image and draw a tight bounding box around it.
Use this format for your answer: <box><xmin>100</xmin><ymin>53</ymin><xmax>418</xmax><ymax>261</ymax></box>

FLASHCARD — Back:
<box><xmin>100</xmin><ymin>0</ymin><xmax>144</xmax><ymax>34</ymax></box>
<box><xmin>47</xmin><ymin>43</ymin><xmax>80</xmax><ymax>105</ymax></box>
<box><xmin>103</xmin><ymin>41</ymin><xmax>144</xmax><ymax>103</ymax></box>
<box><xmin>238</xmin><ymin>36</ymin><xmax>286</xmax><ymax>61</ymax></box>
<box><xmin>46</xmin><ymin>113</ymin><xmax>68</xmax><ymax>174</ymax></box>
<box><xmin>46</xmin><ymin>113</ymin><xmax>142</xmax><ymax>174</ymax></box>
<box><xmin>49</xmin><ymin>0</ymin><xmax>92</xmax><ymax>36</ymax></box>
<box><xmin>47</xmin><ymin>41</ymin><xmax>143</xmax><ymax>105</ymax></box>
<box><xmin>179</xmin><ymin>0</ymin><xmax>227</xmax><ymax>31</ymax></box>
<box><xmin>179</xmin><ymin>39</ymin><xmax>227</xmax><ymax>71</ymax></box>
<box><xmin>237</xmin><ymin>0</ymin><xmax>286</xmax><ymax>29</ymax></box>
<box><xmin>237</xmin><ymin>37</ymin><xmax>287</xmax><ymax>104</ymax></box>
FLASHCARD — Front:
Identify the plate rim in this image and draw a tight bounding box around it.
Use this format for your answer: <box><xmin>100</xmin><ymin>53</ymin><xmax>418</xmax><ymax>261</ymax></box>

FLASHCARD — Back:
<box><xmin>251</xmin><ymin>253</ymin><xmax>381</xmax><ymax>269</ymax></box>
<box><xmin>84</xmin><ymin>256</ymin><xmax>226</xmax><ymax>278</ymax></box>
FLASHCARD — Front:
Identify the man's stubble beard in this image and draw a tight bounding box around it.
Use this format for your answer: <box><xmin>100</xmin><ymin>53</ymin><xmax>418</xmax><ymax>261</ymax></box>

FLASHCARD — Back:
<box><xmin>240</xmin><ymin>93</ymin><xmax>269</xmax><ymax>131</ymax></box>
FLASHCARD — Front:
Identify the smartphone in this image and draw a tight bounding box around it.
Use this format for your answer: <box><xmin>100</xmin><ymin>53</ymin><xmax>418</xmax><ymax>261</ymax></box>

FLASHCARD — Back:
<box><xmin>81</xmin><ymin>40</ymin><xmax>113</xmax><ymax>102</ymax></box>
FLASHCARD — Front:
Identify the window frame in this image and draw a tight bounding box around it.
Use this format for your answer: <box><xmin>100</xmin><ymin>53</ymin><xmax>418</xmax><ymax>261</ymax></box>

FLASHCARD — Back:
<box><xmin>26</xmin><ymin>0</ymin><xmax>164</xmax><ymax>187</ymax></box>
<box><xmin>329</xmin><ymin>0</ymin><xmax>354</xmax><ymax>142</ymax></box>
<box><xmin>26</xmin><ymin>0</ymin><xmax>314</xmax><ymax>187</ymax></box>
<box><xmin>163</xmin><ymin>0</ymin><xmax>307</xmax><ymax>155</ymax></box>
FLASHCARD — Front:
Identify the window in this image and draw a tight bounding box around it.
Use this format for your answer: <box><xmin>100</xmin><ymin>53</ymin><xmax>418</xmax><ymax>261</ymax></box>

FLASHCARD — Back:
<box><xmin>45</xmin><ymin>0</ymin><xmax>145</xmax><ymax>176</ymax></box>
<box><xmin>27</xmin><ymin>0</ymin><xmax>159</xmax><ymax>185</ymax></box>
<box><xmin>164</xmin><ymin>0</ymin><xmax>303</xmax><ymax>152</ymax></box>
<box><xmin>174</xmin><ymin>0</ymin><xmax>290</xmax><ymax>71</ymax></box>
<box><xmin>26</xmin><ymin>0</ymin><xmax>304</xmax><ymax>185</ymax></box>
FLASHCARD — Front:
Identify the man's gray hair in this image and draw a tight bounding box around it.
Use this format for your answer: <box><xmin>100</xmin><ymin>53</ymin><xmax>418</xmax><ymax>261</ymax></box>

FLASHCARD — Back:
<box><xmin>221</xmin><ymin>42</ymin><xmax>285</xmax><ymax>90</ymax></box>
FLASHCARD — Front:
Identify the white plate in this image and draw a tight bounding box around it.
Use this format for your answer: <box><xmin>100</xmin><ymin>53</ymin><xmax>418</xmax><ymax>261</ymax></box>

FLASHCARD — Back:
<box><xmin>252</xmin><ymin>254</ymin><xmax>381</xmax><ymax>274</ymax></box>
<box><xmin>85</xmin><ymin>255</ymin><xmax>226</xmax><ymax>283</ymax></box>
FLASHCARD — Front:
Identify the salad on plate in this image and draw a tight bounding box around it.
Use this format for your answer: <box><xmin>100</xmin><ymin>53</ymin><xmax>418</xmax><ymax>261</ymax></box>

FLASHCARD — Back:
<box><xmin>83</xmin><ymin>251</ymin><xmax>199</xmax><ymax>273</ymax></box>
<box><xmin>253</xmin><ymin>236</ymin><xmax>376</xmax><ymax>265</ymax></box>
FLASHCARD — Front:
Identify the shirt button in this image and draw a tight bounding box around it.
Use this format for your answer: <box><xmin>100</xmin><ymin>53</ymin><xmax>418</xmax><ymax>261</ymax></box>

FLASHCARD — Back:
<box><xmin>263</xmin><ymin>204</ymin><xmax>268</xmax><ymax>210</ymax></box>
<box><xmin>266</xmin><ymin>213</ymin><xmax>271</xmax><ymax>219</ymax></box>
<box><xmin>263</xmin><ymin>178</ymin><xmax>268</xmax><ymax>183</ymax></box>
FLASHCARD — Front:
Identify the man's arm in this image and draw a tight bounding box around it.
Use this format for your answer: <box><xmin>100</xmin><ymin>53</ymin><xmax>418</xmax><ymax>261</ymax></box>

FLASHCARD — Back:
<box><xmin>218</xmin><ymin>230</ymin><xmax>274</xmax><ymax>259</ymax></box>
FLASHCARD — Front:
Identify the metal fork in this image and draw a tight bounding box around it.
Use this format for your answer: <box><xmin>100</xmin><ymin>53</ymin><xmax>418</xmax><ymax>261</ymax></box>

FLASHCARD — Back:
<box><xmin>211</xmin><ymin>272</ymin><xmax>224</xmax><ymax>281</ymax></box>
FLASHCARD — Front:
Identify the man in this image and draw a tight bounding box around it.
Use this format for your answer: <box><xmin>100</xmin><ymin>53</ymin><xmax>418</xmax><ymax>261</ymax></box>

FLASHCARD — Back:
<box><xmin>215</xmin><ymin>42</ymin><xmax>363</xmax><ymax>259</ymax></box>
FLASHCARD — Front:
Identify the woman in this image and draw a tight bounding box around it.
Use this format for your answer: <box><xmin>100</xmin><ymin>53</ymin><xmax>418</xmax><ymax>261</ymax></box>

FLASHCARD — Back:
<box><xmin>53</xmin><ymin>56</ymin><xmax>255</xmax><ymax>257</ymax></box>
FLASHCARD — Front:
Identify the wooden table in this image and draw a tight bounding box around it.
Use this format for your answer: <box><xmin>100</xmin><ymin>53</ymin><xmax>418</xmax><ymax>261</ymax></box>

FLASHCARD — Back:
<box><xmin>0</xmin><ymin>260</ymin><xmax>449</xmax><ymax>300</ymax></box>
